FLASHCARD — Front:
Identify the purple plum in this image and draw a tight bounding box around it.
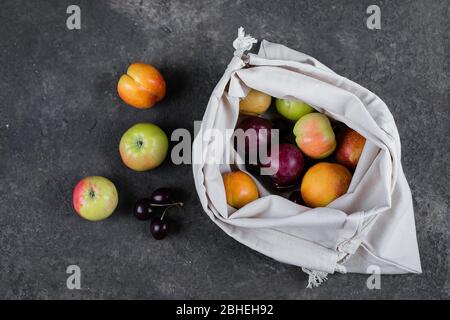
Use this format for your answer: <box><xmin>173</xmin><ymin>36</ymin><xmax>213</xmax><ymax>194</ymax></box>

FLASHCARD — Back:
<box><xmin>235</xmin><ymin>116</ymin><xmax>273</xmax><ymax>164</ymax></box>
<box><xmin>265</xmin><ymin>143</ymin><xmax>305</xmax><ymax>188</ymax></box>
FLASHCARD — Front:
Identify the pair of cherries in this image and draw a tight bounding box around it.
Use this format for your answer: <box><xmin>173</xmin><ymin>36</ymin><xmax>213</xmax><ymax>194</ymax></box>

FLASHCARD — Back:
<box><xmin>133</xmin><ymin>188</ymin><xmax>183</xmax><ymax>240</ymax></box>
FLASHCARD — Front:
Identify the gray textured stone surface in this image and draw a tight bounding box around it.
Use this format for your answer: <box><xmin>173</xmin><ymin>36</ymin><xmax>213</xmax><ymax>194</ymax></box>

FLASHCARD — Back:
<box><xmin>0</xmin><ymin>0</ymin><xmax>448</xmax><ymax>299</ymax></box>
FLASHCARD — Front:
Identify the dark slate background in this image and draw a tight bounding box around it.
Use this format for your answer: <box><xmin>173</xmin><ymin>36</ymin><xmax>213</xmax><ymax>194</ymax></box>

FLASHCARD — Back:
<box><xmin>0</xmin><ymin>0</ymin><xmax>448</xmax><ymax>299</ymax></box>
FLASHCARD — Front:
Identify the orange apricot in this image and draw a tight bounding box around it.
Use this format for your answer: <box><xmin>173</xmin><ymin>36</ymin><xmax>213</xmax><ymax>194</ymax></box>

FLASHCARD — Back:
<box><xmin>222</xmin><ymin>171</ymin><xmax>259</xmax><ymax>209</ymax></box>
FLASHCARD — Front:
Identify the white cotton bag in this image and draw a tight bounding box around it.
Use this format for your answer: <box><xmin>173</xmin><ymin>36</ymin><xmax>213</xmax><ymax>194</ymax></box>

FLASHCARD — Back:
<box><xmin>192</xmin><ymin>28</ymin><xmax>421</xmax><ymax>287</ymax></box>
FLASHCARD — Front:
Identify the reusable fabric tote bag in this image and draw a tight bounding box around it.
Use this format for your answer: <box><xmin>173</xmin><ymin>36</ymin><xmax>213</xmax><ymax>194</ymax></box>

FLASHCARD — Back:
<box><xmin>192</xmin><ymin>28</ymin><xmax>421</xmax><ymax>287</ymax></box>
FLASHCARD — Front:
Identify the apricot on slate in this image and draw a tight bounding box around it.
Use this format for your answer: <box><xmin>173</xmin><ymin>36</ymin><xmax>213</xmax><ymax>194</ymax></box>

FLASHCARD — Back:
<box><xmin>222</xmin><ymin>171</ymin><xmax>259</xmax><ymax>209</ymax></box>
<box><xmin>300</xmin><ymin>162</ymin><xmax>352</xmax><ymax>208</ymax></box>
<box><xmin>117</xmin><ymin>63</ymin><xmax>166</xmax><ymax>109</ymax></box>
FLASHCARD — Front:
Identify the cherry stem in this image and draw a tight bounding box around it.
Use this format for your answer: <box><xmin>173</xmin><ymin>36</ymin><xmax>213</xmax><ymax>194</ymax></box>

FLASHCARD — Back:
<box><xmin>155</xmin><ymin>202</ymin><xmax>184</xmax><ymax>221</ymax></box>
<box><xmin>161</xmin><ymin>206</ymin><xmax>170</xmax><ymax>220</ymax></box>
<box><xmin>150</xmin><ymin>202</ymin><xmax>184</xmax><ymax>208</ymax></box>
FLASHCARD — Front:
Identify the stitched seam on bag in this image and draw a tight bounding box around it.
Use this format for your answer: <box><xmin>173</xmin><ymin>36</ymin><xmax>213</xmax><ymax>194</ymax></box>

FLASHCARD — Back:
<box><xmin>360</xmin><ymin>243</ymin><xmax>420</xmax><ymax>274</ymax></box>
<box><xmin>269</xmin><ymin>227</ymin><xmax>336</xmax><ymax>252</ymax></box>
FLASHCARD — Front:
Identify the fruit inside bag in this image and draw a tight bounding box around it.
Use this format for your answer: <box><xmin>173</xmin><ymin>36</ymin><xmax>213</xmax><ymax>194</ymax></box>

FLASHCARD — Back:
<box><xmin>230</xmin><ymin>95</ymin><xmax>363</xmax><ymax>208</ymax></box>
<box><xmin>192</xmin><ymin>29</ymin><xmax>421</xmax><ymax>287</ymax></box>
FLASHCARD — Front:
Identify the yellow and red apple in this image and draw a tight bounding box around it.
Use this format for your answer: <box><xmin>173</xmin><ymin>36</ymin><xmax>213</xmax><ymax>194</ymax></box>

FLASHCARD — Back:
<box><xmin>293</xmin><ymin>113</ymin><xmax>336</xmax><ymax>159</ymax></box>
<box><xmin>335</xmin><ymin>128</ymin><xmax>366</xmax><ymax>170</ymax></box>
<box><xmin>117</xmin><ymin>63</ymin><xmax>166</xmax><ymax>109</ymax></box>
<box><xmin>119</xmin><ymin>123</ymin><xmax>168</xmax><ymax>171</ymax></box>
<box><xmin>72</xmin><ymin>176</ymin><xmax>118</xmax><ymax>221</ymax></box>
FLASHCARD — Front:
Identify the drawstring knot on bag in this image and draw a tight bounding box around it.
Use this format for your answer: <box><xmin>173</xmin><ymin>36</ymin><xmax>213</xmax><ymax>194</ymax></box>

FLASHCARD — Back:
<box><xmin>232</xmin><ymin>27</ymin><xmax>257</xmax><ymax>65</ymax></box>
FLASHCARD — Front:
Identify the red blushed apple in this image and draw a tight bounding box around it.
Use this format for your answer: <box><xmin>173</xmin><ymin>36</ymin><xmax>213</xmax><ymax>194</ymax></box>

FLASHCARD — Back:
<box><xmin>73</xmin><ymin>176</ymin><xmax>118</xmax><ymax>221</ymax></box>
<box><xmin>335</xmin><ymin>128</ymin><xmax>366</xmax><ymax>170</ymax></box>
<box><xmin>293</xmin><ymin>113</ymin><xmax>336</xmax><ymax>159</ymax></box>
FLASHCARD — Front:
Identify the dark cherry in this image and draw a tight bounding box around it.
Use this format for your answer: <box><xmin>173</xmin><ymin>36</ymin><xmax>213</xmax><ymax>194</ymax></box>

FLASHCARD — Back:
<box><xmin>151</xmin><ymin>188</ymin><xmax>173</xmax><ymax>204</ymax></box>
<box><xmin>133</xmin><ymin>198</ymin><xmax>161</xmax><ymax>220</ymax></box>
<box><xmin>150</xmin><ymin>218</ymin><xmax>169</xmax><ymax>240</ymax></box>
<box><xmin>289</xmin><ymin>191</ymin><xmax>304</xmax><ymax>205</ymax></box>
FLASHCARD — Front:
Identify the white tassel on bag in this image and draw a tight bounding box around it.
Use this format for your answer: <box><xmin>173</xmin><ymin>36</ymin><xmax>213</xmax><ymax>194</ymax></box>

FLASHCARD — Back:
<box><xmin>232</xmin><ymin>27</ymin><xmax>257</xmax><ymax>61</ymax></box>
<box><xmin>302</xmin><ymin>268</ymin><xmax>329</xmax><ymax>288</ymax></box>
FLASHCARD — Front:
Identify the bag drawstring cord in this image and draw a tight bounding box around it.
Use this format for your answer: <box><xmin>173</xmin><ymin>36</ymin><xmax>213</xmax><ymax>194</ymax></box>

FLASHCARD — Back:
<box><xmin>232</xmin><ymin>27</ymin><xmax>257</xmax><ymax>66</ymax></box>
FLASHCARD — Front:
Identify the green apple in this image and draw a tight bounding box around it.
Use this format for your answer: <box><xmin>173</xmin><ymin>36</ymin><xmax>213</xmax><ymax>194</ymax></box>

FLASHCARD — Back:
<box><xmin>275</xmin><ymin>98</ymin><xmax>315</xmax><ymax>121</ymax></box>
<box><xmin>119</xmin><ymin>123</ymin><xmax>168</xmax><ymax>171</ymax></box>
<box><xmin>73</xmin><ymin>176</ymin><xmax>118</xmax><ymax>221</ymax></box>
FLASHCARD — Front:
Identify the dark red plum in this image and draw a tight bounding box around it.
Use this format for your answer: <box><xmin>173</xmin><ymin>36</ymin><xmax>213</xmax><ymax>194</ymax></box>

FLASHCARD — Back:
<box><xmin>265</xmin><ymin>143</ymin><xmax>305</xmax><ymax>189</ymax></box>
<box><xmin>235</xmin><ymin>116</ymin><xmax>273</xmax><ymax>161</ymax></box>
